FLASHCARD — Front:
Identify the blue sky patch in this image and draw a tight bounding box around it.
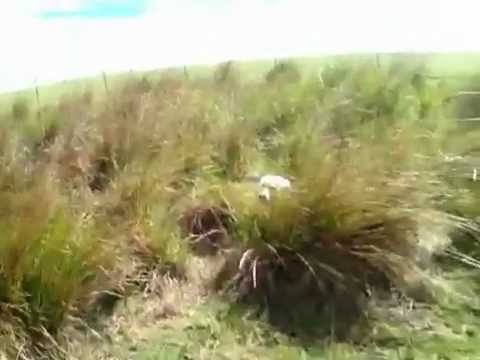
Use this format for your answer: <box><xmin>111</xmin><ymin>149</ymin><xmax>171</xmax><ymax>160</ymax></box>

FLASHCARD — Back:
<box><xmin>40</xmin><ymin>0</ymin><xmax>149</xmax><ymax>19</ymax></box>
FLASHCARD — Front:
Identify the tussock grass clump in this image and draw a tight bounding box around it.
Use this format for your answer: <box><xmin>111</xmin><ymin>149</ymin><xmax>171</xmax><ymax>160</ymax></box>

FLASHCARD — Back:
<box><xmin>0</xmin><ymin>173</ymin><xmax>113</xmax><ymax>356</ymax></box>
<box><xmin>203</xmin><ymin>141</ymin><xmax>462</xmax><ymax>337</ymax></box>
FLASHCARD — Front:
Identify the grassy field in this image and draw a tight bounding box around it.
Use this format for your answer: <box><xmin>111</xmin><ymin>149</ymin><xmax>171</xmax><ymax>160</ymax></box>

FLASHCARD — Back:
<box><xmin>2</xmin><ymin>53</ymin><xmax>480</xmax><ymax>359</ymax></box>
<box><xmin>4</xmin><ymin>52</ymin><xmax>480</xmax><ymax>113</ymax></box>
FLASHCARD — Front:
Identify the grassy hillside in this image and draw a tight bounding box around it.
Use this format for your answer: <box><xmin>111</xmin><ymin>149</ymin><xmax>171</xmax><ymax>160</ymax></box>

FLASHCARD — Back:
<box><xmin>1</xmin><ymin>54</ymin><xmax>480</xmax><ymax>359</ymax></box>
<box><xmin>4</xmin><ymin>53</ymin><xmax>480</xmax><ymax>113</ymax></box>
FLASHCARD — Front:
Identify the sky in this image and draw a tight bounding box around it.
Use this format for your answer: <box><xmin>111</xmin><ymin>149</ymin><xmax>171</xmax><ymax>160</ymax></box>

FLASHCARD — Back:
<box><xmin>0</xmin><ymin>0</ymin><xmax>479</xmax><ymax>93</ymax></box>
<box><xmin>40</xmin><ymin>1</ymin><xmax>149</xmax><ymax>18</ymax></box>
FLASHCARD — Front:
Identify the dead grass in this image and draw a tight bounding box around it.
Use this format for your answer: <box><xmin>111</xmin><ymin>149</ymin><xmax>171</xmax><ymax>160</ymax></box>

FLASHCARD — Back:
<box><xmin>63</xmin><ymin>255</ymin><xmax>225</xmax><ymax>359</ymax></box>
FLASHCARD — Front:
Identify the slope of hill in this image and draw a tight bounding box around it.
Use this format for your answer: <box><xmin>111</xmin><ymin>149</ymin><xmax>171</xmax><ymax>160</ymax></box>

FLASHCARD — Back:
<box><xmin>1</xmin><ymin>54</ymin><xmax>480</xmax><ymax>359</ymax></box>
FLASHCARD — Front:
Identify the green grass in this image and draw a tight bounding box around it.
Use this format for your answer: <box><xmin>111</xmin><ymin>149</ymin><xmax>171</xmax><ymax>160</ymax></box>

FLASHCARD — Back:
<box><xmin>77</xmin><ymin>287</ymin><xmax>480</xmax><ymax>360</ymax></box>
<box><xmin>4</xmin><ymin>52</ymin><xmax>480</xmax><ymax>114</ymax></box>
<box><xmin>99</xmin><ymin>266</ymin><xmax>480</xmax><ymax>360</ymax></box>
<box><xmin>2</xmin><ymin>54</ymin><xmax>480</xmax><ymax>359</ymax></box>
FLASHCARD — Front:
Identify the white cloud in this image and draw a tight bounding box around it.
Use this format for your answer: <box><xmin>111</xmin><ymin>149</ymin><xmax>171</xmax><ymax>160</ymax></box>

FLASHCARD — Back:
<box><xmin>0</xmin><ymin>0</ymin><xmax>479</xmax><ymax>93</ymax></box>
